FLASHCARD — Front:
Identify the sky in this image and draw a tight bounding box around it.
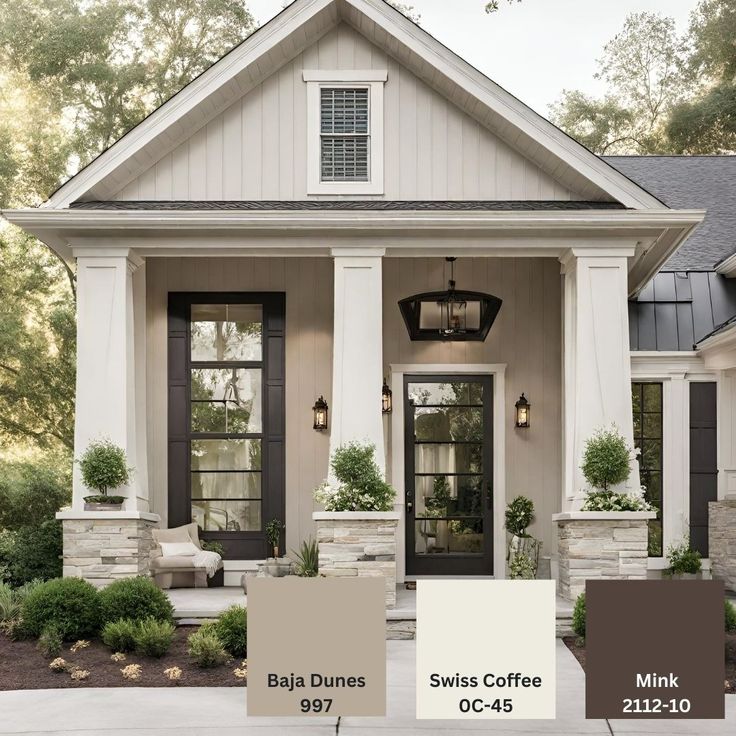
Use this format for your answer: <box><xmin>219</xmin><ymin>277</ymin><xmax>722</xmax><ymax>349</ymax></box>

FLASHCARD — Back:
<box><xmin>246</xmin><ymin>0</ymin><xmax>699</xmax><ymax>115</ymax></box>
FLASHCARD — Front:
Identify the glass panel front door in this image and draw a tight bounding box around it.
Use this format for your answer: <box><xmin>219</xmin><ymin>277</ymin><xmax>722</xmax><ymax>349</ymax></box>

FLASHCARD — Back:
<box><xmin>404</xmin><ymin>375</ymin><xmax>493</xmax><ymax>576</ymax></box>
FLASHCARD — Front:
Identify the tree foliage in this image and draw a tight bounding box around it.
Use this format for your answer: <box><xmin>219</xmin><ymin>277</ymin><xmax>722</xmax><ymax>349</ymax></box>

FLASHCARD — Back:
<box><xmin>552</xmin><ymin>2</ymin><xmax>736</xmax><ymax>154</ymax></box>
<box><xmin>551</xmin><ymin>12</ymin><xmax>689</xmax><ymax>154</ymax></box>
<box><xmin>0</xmin><ymin>0</ymin><xmax>257</xmax><ymax>457</ymax></box>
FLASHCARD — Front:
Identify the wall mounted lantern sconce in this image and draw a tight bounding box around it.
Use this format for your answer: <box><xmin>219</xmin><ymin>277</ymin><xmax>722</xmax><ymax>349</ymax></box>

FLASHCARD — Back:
<box><xmin>382</xmin><ymin>378</ymin><xmax>393</xmax><ymax>414</ymax></box>
<box><xmin>313</xmin><ymin>396</ymin><xmax>328</xmax><ymax>431</ymax></box>
<box><xmin>515</xmin><ymin>393</ymin><xmax>530</xmax><ymax>428</ymax></box>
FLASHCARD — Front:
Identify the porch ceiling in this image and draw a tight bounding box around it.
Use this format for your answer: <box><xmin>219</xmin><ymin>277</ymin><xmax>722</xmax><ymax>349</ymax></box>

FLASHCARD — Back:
<box><xmin>1</xmin><ymin>205</ymin><xmax>704</xmax><ymax>296</ymax></box>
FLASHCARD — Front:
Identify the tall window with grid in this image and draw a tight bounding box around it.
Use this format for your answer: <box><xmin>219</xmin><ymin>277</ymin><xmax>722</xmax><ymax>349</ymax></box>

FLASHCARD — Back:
<box><xmin>632</xmin><ymin>382</ymin><xmax>663</xmax><ymax>557</ymax></box>
<box><xmin>320</xmin><ymin>87</ymin><xmax>370</xmax><ymax>182</ymax></box>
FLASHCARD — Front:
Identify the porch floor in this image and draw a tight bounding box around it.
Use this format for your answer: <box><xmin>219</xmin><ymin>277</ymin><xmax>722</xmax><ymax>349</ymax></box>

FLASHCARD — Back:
<box><xmin>167</xmin><ymin>585</ymin><xmax>575</xmax><ymax>633</ymax></box>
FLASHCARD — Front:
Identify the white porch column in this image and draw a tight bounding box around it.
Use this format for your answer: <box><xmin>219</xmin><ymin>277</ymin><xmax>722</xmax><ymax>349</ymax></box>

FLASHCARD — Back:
<box><xmin>560</xmin><ymin>246</ymin><xmax>640</xmax><ymax>508</ymax></box>
<box><xmin>72</xmin><ymin>248</ymin><xmax>148</xmax><ymax>511</ymax></box>
<box><xmin>329</xmin><ymin>248</ymin><xmax>386</xmax><ymax>474</ymax></box>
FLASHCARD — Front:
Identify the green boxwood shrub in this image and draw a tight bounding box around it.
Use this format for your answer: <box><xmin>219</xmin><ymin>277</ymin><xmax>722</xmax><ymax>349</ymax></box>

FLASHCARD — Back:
<box><xmin>188</xmin><ymin>626</ymin><xmax>227</xmax><ymax>668</ymax></box>
<box><xmin>98</xmin><ymin>576</ymin><xmax>174</xmax><ymax>625</ymax></box>
<box><xmin>37</xmin><ymin>626</ymin><xmax>63</xmax><ymax>658</ymax></box>
<box><xmin>572</xmin><ymin>593</ymin><xmax>586</xmax><ymax>639</ymax></box>
<box><xmin>101</xmin><ymin>618</ymin><xmax>138</xmax><ymax>653</ymax></box>
<box><xmin>133</xmin><ymin>617</ymin><xmax>175</xmax><ymax>658</ymax></box>
<box><xmin>21</xmin><ymin>577</ymin><xmax>100</xmax><ymax>640</ymax></box>
<box><xmin>726</xmin><ymin>600</ymin><xmax>736</xmax><ymax>633</ymax></box>
<box><xmin>214</xmin><ymin>605</ymin><xmax>247</xmax><ymax>657</ymax></box>
<box><xmin>0</xmin><ymin>521</ymin><xmax>63</xmax><ymax>586</ymax></box>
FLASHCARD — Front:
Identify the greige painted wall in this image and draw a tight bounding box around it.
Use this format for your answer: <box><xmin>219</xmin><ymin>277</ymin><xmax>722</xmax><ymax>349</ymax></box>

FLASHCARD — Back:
<box><xmin>146</xmin><ymin>257</ymin><xmax>333</xmax><ymax>554</ymax></box>
<box><xmin>116</xmin><ymin>23</ymin><xmax>577</xmax><ymax>202</ymax></box>
<box><xmin>146</xmin><ymin>255</ymin><xmax>562</xmax><ymax>557</ymax></box>
<box><xmin>383</xmin><ymin>257</ymin><xmax>562</xmax><ymax>553</ymax></box>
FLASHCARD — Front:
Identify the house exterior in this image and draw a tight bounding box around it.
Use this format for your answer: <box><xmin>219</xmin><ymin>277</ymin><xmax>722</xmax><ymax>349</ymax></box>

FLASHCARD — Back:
<box><xmin>6</xmin><ymin>0</ymin><xmax>734</xmax><ymax>592</ymax></box>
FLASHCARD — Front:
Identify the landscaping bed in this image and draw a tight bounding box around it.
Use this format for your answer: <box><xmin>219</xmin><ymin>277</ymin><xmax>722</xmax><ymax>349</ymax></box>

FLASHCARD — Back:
<box><xmin>563</xmin><ymin>634</ymin><xmax>736</xmax><ymax>694</ymax></box>
<box><xmin>0</xmin><ymin>625</ymin><xmax>246</xmax><ymax>689</ymax></box>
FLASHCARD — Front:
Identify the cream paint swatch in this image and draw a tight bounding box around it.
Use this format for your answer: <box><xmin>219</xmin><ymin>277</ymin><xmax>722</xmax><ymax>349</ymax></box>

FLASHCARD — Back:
<box><xmin>416</xmin><ymin>580</ymin><xmax>556</xmax><ymax>720</ymax></box>
<box><xmin>247</xmin><ymin>577</ymin><xmax>386</xmax><ymax>716</ymax></box>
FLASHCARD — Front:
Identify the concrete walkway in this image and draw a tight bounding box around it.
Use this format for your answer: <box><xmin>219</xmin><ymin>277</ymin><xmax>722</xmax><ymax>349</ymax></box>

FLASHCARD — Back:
<box><xmin>0</xmin><ymin>641</ymin><xmax>732</xmax><ymax>735</ymax></box>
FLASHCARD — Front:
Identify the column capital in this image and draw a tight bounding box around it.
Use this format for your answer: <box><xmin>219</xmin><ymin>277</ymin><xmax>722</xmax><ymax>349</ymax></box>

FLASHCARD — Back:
<box><xmin>330</xmin><ymin>247</ymin><xmax>386</xmax><ymax>259</ymax></box>
<box><xmin>559</xmin><ymin>244</ymin><xmax>637</xmax><ymax>271</ymax></box>
<box><xmin>72</xmin><ymin>246</ymin><xmax>144</xmax><ymax>271</ymax></box>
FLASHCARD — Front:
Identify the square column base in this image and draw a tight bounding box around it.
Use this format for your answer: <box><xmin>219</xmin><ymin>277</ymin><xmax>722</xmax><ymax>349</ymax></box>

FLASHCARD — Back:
<box><xmin>709</xmin><ymin>500</ymin><xmax>736</xmax><ymax>593</ymax></box>
<box><xmin>58</xmin><ymin>511</ymin><xmax>160</xmax><ymax>587</ymax></box>
<box><xmin>553</xmin><ymin>512</ymin><xmax>654</xmax><ymax>600</ymax></box>
<box><xmin>314</xmin><ymin>512</ymin><xmax>399</xmax><ymax>608</ymax></box>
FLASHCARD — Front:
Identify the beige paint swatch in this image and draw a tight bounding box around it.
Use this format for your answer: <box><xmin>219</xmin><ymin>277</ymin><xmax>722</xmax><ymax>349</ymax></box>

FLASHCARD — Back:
<box><xmin>247</xmin><ymin>577</ymin><xmax>386</xmax><ymax>716</ymax></box>
<box><xmin>416</xmin><ymin>580</ymin><xmax>556</xmax><ymax>720</ymax></box>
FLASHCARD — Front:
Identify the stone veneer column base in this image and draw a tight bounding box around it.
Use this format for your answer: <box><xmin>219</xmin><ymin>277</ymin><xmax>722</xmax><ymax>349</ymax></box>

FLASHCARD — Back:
<box><xmin>313</xmin><ymin>511</ymin><xmax>400</xmax><ymax>608</ymax></box>
<box><xmin>552</xmin><ymin>511</ymin><xmax>656</xmax><ymax>601</ymax></box>
<box><xmin>57</xmin><ymin>511</ymin><xmax>160</xmax><ymax>587</ymax></box>
<box><xmin>709</xmin><ymin>499</ymin><xmax>736</xmax><ymax>593</ymax></box>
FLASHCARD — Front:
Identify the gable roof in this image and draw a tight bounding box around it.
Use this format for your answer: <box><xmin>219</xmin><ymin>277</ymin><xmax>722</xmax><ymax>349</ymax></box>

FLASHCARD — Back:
<box><xmin>42</xmin><ymin>0</ymin><xmax>664</xmax><ymax>210</ymax></box>
<box><xmin>606</xmin><ymin>156</ymin><xmax>736</xmax><ymax>270</ymax></box>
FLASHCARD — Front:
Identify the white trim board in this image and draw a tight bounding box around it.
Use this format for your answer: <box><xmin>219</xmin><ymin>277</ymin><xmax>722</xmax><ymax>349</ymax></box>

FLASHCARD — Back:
<box><xmin>305</xmin><ymin>73</ymin><xmax>385</xmax><ymax>195</ymax></box>
<box><xmin>389</xmin><ymin>363</ymin><xmax>507</xmax><ymax>582</ymax></box>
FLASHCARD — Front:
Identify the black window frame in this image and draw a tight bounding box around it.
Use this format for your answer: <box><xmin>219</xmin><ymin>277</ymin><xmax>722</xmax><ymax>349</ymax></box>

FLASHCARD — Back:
<box><xmin>632</xmin><ymin>381</ymin><xmax>663</xmax><ymax>557</ymax></box>
<box><xmin>168</xmin><ymin>292</ymin><xmax>285</xmax><ymax>559</ymax></box>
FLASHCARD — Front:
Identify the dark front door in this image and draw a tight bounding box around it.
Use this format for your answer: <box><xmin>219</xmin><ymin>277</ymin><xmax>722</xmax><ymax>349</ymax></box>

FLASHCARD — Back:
<box><xmin>168</xmin><ymin>293</ymin><xmax>285</xmax><ymax>559</ymax></box>
<box><xmin>404</xmin><ymin>375</ymin><xmax>493</xmax><ymax>576</ymax></box>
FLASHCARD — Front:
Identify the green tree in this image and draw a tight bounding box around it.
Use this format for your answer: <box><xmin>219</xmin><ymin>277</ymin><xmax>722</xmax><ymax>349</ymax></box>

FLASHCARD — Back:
<box><xmin>550</xmin><ymin>12</ymin><xmax>689</xmax><ymax>154</ymax></box>
<box><xmin>0</xmin><ymin>0</ymin><xmax>257</xmax><ymax>457</ymax></box>
<box><xmin>667</xmin><ymin>0</ymin><xmax>736</xmax><ymax>153</ymax></box>
<box><xmin>0</xmin><ymin>229</ymin><xmax>76</xmax><ymax>452</ymax></box>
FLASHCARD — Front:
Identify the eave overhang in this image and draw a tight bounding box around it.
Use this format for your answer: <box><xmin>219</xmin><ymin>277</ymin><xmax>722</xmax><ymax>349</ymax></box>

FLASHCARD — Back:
<box><xmin>696</xmin><ymin>322</ymin><xmax>736</xmax><ymax>370</ymax></box>
<box><xmin>1</xmin><ymin>207</ymin><xmax>704</xmax><ymax>296</ymax></box>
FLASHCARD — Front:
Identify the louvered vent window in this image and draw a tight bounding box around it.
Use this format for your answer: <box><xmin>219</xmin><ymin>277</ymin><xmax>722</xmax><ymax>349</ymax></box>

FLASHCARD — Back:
<box><xmin>320</xmin><ymin>87</ymin><xmax>370</xmax><ymax>182</ymax></box>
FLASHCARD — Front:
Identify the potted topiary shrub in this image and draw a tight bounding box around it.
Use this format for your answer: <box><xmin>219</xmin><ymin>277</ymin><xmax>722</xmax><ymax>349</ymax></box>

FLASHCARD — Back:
<box><xmin>666</xmin><ymin>538</ymin><xmax>703</xmax><ymax>580</ymax></box>
<box><xmin>505</xmin><ymin>495</ymin><xmax>541</xmax><ymax>579</ymax></box>
<box><xmin>580</xmin><ymin>426</ymin><xmax>654</xmax><ymax>512</ymax></box>
<box><xmin>78</xmin><ymin>439</ymin><xmax>132</xmax><ymax>511</ymax></box>
<box><xmin>265</xmin><ymin>519</ymin><xmax>282</xmax><ymax>559</ymax></box>
<box><xmin>312</xmin><ymin>443</ymin><xmax>400</xmax><ymax>607</ymax></box>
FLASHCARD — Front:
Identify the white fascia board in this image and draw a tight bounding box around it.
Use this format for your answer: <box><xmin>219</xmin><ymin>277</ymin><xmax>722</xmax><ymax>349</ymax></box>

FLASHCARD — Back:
<box><xmin>350</xmin><ymin>0</ymin><xmax>665</xmax><ymax>210</ymax></box>
<box><xmin>3</xmin><ymin>208</ymin><xmax>705</xmax><ymax>232</ymax></box>
<box><xmin>716</xmin><ymin>252</ymin><xmax>736</xmax><ymax>277</ymax></box>
<box><xmin>696</xmin><ymin>322</ymin><xmax>736</xmax><ymax>364</ymax></box>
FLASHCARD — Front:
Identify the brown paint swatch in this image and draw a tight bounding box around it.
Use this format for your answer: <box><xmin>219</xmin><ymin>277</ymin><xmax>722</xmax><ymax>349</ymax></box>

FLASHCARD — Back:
<box><xmin>585</xmin><ymin>580</ymin><xmax>725</xmax><ymax>719</ymax></box>
<box><xmin>247</xmin><ymin>577</ymin><xmax>386</xmax><ymax>717</ymax></box>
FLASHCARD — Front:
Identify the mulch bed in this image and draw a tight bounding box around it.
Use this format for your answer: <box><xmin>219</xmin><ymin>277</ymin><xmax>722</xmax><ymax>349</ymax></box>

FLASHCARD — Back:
<box><xmin>564</xmin><ymin>634</ymin><xmax>736</xmax><ymax>694</ymax></box>
<box><xmin>0</xmin><ymin>627</ymin><xmax>246</xmax><ymax>689</ymax></box>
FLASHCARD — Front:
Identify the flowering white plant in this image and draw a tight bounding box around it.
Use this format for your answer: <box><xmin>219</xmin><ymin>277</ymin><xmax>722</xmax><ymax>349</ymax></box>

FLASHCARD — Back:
<box><xmin>313</xmin><ymin>443</ymin><xmax>396</xmax><ymax>512</ymax></box>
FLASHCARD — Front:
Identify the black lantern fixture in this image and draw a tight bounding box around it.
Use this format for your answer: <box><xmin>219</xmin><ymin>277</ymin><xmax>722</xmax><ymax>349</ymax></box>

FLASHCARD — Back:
<box><xmin>515</xmin><ymin>393</ymin><xmax>530</xmax><ymax>428</ymax></box>
<box><xmin>313</xmin><ymin>395</ymin><xmax>328</xmax><ymax>431</ymax></box>
<box><xmin>398</xmin><ymin>257</ymin><xmax>502</xmax><ymax>341</ymax></box>
<box><xmin>382</xmin><ymin>378</ymin><xmax>393</xmax><ymax>414</ymax></box>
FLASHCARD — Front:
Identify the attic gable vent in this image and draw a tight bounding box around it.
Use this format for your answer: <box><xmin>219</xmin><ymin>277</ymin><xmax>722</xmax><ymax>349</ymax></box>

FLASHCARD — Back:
<box><xmin>320</xmin><ymin>88</ymin><xmax>370</xmax><ymax>182</ymax></box>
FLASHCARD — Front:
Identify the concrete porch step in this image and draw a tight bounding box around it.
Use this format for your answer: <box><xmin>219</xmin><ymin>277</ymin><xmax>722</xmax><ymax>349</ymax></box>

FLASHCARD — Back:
<box><xmin>167</xmin><ymin>585</ymin><xmax>577</xmax><ymax>639</ymax></box>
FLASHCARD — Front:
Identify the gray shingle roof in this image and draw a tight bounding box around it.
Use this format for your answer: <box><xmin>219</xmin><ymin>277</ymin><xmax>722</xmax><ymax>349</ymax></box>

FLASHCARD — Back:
<box><xmin>605</xmin><ymin>156</ymin><xmax>736</xmax><ymax>271</ymax></box>
<box><xmin>68</xmin><ymin>200</ymin><xmax>626</xmax><ymax>211</ymax></box>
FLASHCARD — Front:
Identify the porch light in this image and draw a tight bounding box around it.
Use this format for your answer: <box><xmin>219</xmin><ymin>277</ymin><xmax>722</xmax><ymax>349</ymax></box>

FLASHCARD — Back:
<box><xmin>398</xmin><ymin>257</ymin><xmax>502</xmax><ymax>342</ymax></box>
<box><xmin>313</xmin><ymin>396</ymin><xmax>328</xmax><ymax>431</ymax></box>
<box><xmin>382</xmin><ymin>378</ymin><xmax>393</xmax><ymax>414</ymax></box>
<box><xmin>515</xmin><ymin>393</ymin><xmax>530</xmax><ymax>428</ymax></box>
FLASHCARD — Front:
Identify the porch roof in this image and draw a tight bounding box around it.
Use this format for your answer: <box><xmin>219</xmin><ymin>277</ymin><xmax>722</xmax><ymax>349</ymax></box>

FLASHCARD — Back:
<box><xmin>67</xmin><ymin>200</ymin><xmax>628</xmax><ymax>212</ymax></box>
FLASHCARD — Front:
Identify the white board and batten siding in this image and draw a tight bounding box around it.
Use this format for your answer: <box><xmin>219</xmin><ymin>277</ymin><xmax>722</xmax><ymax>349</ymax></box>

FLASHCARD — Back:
<box><xmin>114</xmin><ymin>24</ymin><xmax>579</xmax><ymax>202</ymax></box>
<box><xmin>146</xmin><ymin>256</ymin><xmax>562</xmax><ymax>556</ymax></box>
